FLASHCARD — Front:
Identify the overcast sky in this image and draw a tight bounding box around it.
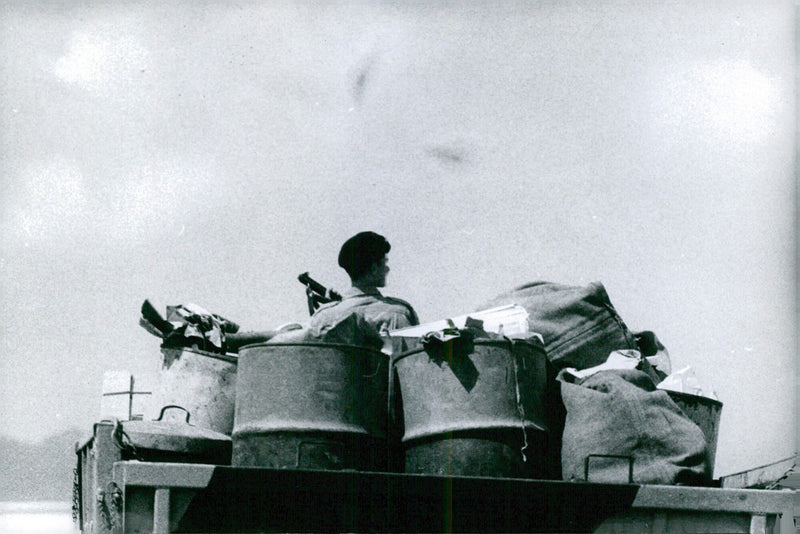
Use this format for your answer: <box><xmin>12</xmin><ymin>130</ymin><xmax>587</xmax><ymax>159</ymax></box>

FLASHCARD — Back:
<box><xmin>0</xmin><ymin>1</ymin><xmax>795</xmax><ymax>477</ymax></box>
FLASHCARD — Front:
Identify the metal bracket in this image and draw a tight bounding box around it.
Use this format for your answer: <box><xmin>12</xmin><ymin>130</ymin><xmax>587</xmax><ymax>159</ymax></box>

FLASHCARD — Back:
<box><xmin>96</xmin><ymin>481</ymin><xmax>123</xmax><ymax>529</ymax></box>
<box><xmin>584</xmin><ymin>454</ymin><xmax>635</xmax><ymax>483</ymax></box>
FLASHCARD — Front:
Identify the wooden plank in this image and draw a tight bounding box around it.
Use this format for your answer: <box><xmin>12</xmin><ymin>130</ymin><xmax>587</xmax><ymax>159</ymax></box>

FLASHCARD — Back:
<box><xmin>720</xmin><ymin>456</ymin><xmax>796</xmax><ymax>489</ymax></box>
<box><xmin>114</xmin><ymin>461</ymin><xmax>216</xmax><ymax>489</ymax></box>
<box><xmin>630</xmin><ymin>484</ymin><xmax>793</xmax><ymax>514</ymax></box>
<box><xmin>748</xmin><ymin>514</ymin><xmax>767</xmax><ymax>534</ymax></box>
<box><xmin>92</xmin><ymin>422</ymin><xmax>123</xmax><ymax>534</ymax></box>
<box><xmin>153</xmin><ymin>488</ymin><xmax>171</xmax><ymax>534</ymax></box>
<box><xmin>776</xmin><ymin>471</ymin><xmax>800</xmax><ymax>489</ymax></box>
<box><xmin>595</xmin><ymin>510</ymin><xmax>751</xmax><ymax>534</ymax></box>
<box><xmin>112</xmin><ymin>462</ymin><xmax>794</xmax><ymax>533</ymax></box>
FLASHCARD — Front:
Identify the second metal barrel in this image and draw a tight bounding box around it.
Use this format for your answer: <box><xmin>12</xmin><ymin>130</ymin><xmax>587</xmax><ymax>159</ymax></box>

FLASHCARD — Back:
<box><xmin>147</xmin><ymin>347</ymin><xmax>237</xmax><ymax>435</ymax></box>
<box><xmin>666</xmin><ymin>390</ymin><xmax>723</xmax><ymax>475</ymax></box>
<box><xmin>232</xmin><ymin>343</ymin><xmax>390</xmax><ymax>471</ymax></box>
<box><xmin>394</xmin><ymin>337</ymin><xmax>551</xmax><ymax>478</ymax></box>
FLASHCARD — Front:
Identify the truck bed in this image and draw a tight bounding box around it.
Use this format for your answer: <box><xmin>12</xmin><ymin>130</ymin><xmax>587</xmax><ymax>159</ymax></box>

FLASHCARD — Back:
<box><xmin>108</xmin><ymin>461</ymin><xmax>793</xmax><ymax>533</ymax></box>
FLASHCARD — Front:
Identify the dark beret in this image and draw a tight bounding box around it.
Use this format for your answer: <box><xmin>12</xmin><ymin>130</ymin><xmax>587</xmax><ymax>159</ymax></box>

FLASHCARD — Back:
<box><xmin>338</xmin><ymin>231</ymin><xmax>391</xmax><ymax>279</ymax></box>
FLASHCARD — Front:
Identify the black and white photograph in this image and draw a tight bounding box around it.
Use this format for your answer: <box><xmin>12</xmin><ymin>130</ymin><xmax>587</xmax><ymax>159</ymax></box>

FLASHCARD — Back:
<box><xmin>0</xmin><ymin>1</ymin><xmax>797</xmax><ymax>532</ymax></box>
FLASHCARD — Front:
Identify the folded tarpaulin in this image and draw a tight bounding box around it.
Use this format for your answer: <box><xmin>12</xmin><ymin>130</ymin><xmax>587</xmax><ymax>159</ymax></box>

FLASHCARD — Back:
<box><xmin>477</xmin><ymin>281</ymin><xmax>638</xmax><ymax>370</ymax></box>
<box><xmin>267</xmin><ymin>312</ymin><xmax>383</xmax><ymax>350</ymax></box>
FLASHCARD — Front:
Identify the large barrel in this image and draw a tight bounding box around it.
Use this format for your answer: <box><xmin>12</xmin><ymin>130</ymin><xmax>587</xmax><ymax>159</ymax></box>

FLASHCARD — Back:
<box><xmin>147</xmin><ymin>347</ymin><xmax>237</xmax><ymax>435</ymax></box>
<box><xmin>232</xmin><ymin>343</ymin><xmax>390</xmax><ymax>471</ymax></box>
<box><xmin>394</xmin><ymin>337</ymin><xmax>550</xmax><ymax>478</ymax></box>
<box><xmin>666</xmin><ymin>390</ymin><xmax>723</xmax><ymax>474</ymax></box>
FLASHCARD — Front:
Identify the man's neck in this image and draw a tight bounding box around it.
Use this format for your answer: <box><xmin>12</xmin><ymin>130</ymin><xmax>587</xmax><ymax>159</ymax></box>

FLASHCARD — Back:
<box><xmin>351</xmin><ymin>282</ymin><xmax>382</xmax><ymax>295</ymax></box>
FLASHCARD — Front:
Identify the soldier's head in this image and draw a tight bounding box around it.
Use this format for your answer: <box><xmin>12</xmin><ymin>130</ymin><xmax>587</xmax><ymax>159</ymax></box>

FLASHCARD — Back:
<box><xmin>338</xmin><ymin>231</ymin><xmax>391</xmax><ymax>287</ymax></box>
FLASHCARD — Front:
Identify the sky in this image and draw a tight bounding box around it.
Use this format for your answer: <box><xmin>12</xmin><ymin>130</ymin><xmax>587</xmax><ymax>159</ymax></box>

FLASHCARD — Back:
<box><xmin>0</xmin><ymin>1</ymin><xmax>796</xmax><ymax>478</ymax></box>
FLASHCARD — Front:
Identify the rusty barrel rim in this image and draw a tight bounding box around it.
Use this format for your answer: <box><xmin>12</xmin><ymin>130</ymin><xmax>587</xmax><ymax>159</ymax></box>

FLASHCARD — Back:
<box><xmin>161</xmin><ymin>345</ymin><xmax>238</xmax><ymax>364</ymax></box>
<box><xmin>664</xmin><ymin>389</ymin><xmax>723</xmax><ymax>408</ymax></box>
<box><xmin>238</xmin><ymin>342</ymin><xmax>388</xmax><ymax>379</ymax></box>
<box><xmin>392</xmin><ymin>337</ymin><xmax>539</xmax><ymax>363</ymax></box>
<box><xmin>240</xmin><ymin>341</ymin><xmax>386</xmax><ymax>357</ymax></box>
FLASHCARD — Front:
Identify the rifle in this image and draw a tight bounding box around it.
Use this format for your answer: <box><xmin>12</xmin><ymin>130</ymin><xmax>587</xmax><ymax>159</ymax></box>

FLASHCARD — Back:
<box><xmin>298</xmin><ymin>272</ymin><xmax>342</xmax><ymax>315</ymax></box>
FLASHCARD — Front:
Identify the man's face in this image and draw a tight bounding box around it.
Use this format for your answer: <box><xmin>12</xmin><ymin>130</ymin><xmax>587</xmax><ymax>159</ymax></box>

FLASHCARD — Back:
<box><xmin>369</xmin><ymin>256</ymin><xmax>389</xmax><ymax>287</ymax></box>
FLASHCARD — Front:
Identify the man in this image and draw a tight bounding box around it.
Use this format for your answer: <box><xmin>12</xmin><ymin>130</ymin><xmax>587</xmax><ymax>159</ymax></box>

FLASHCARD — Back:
<box><xmin>310</xmin><ymin>231</ymin><xmax>419</xmax><ymax>334</ymax></box>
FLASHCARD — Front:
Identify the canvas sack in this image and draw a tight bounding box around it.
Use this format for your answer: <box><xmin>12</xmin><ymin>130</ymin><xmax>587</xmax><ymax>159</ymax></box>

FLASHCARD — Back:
<box><xmin>558</xmin><ymin>368</ymin><xmax>709</xmax><ymax>485</ymax></box>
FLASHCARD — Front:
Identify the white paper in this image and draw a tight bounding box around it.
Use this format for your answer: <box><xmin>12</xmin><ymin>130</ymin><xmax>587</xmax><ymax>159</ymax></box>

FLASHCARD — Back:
<box><xmin>389</xmin><ymin>304</ymin><xmax>533</xmax><ymax>338</ymax></box>
<box><xmin>657</xmin><ymin>366</ymin><xmax>719</xmax><ymax>400</ymax></box>
<box><xmin>563</xmin><ymin>349</ymin><xmax>642</xmax><ymax>380</ymax></box>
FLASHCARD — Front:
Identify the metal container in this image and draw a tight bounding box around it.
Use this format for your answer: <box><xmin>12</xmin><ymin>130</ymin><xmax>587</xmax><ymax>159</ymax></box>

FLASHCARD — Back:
<box><xmin>394</xmin><ymin>337</ymin><xmax>550</xmax><ymax>478</ymax></box>
<box><xmin>147</xmin><ymin>347</ymin><xmax>237</xmax><ymax>435</ymax></box>
<box><xmin>666</xmin><ymin>390</ymin><xmax>723</xmax><ymax>474</ymax></box>
<box><xmin>232</xmin><ymin>343</ymin><xmax>390</xmax><ymax>471</ymax></box>
<box><xmin>121</xmin><ymin>406</ymin><xmax>233</xmax><ymax>463</ymax></box>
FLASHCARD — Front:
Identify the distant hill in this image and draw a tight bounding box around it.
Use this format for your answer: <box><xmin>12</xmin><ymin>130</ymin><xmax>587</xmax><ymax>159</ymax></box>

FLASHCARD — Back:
<box><xmin>0</xmin><ymin>428</ymin><xmax>84</xmax><ymax>502</ymax></box>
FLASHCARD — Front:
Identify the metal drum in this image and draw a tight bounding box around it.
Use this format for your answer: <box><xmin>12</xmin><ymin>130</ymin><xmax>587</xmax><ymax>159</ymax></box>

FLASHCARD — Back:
<box><xmin>232</xmin><ymin>343</ymin><xmax>390</xmax><ymax>471</ymax></box>
<box><xmin>666</xmin><ymin>391</ymin><xmax>723</xmax><ymax>475</ymax></box>
<box><xmin>394</xmin><ymin>337</ymin><xmax>550</xmax><ymax>478</ymax></box>
<box><xmin>121</xmin><ymin>405</ymin><xmax>232</xmax><ymax>464</ymax></box>
<box><xmin>147</xmin><ymin>347</ymin><xmax>237</xmax><ymax>435</ymax></box>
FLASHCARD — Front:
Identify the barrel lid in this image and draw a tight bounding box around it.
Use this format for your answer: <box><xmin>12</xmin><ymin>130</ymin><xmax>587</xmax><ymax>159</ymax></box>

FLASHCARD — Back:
<box><xmin>121</xmin><ymin>406</ymin><xmax>231</xmax><ymax>454</ymax></box>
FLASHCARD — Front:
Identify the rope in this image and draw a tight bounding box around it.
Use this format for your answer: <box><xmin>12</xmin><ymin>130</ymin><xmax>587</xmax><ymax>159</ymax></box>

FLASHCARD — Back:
<box><xmin>510</xmin><ymin>339</ymin><xmax>529</xmax><ymax>463</ymax></box>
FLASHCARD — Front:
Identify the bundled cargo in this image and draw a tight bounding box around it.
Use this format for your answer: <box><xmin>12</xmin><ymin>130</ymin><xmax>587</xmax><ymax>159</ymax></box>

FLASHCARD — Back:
<box><xmin>478</xmin><ymin>281</ymin><xmax>639</xmax><ymax>370</ymax></box>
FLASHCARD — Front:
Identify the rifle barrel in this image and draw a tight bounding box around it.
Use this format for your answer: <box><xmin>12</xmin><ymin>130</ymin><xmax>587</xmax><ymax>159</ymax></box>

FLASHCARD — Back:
<box><xmin>298</xmin><ymin>272</ymin><xmax>341</xmax><ymax>301</ymax></box>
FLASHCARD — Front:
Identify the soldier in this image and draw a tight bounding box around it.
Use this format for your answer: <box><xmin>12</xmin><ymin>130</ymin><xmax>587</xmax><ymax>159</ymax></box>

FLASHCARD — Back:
<box><xmin>310</xmin><ymin>231</ymin><xmax>419</xmax><ymax>334</ymax></box>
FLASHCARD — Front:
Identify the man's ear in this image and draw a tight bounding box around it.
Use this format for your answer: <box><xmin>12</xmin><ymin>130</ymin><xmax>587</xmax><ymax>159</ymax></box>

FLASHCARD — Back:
<box><xmin>358</xmin><ymin>262</ymin><xmax>381</xmax><ymax>284</ymax></box>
